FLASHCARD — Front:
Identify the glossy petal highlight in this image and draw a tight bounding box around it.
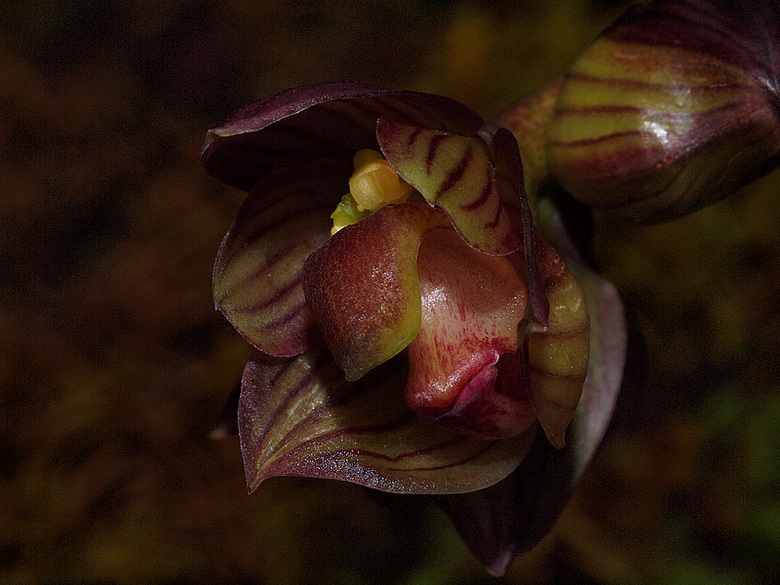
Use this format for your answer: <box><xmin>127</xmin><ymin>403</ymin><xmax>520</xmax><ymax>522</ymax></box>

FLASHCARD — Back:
<box><xmin>302</xmin><ymin>203</ymin><xmax>450</xmax><ymax>381</ymax></box>
<box><xmin>405</xmin><ymin>230</ymin><xmax>535</xmax><ymax>439</ymax></box>
<box><xmin>546</xmin><ymin>0</ymin><xmax>780</xmax><ymax>222</ymax></box>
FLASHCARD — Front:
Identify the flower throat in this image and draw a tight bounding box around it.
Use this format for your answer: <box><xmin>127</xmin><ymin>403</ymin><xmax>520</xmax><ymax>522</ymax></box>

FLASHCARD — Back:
<box><xmin>330</xmin><ymin>149</ymin><xmax>414</xmax><ymax>235</ymax></box>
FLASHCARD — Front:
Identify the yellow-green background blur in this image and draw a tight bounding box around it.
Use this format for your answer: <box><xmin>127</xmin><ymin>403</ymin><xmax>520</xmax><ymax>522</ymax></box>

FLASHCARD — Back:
<box><xmin>2</xmin><ymin>1</ymin><xmax>779</xmax><ymax>583</ymax></box>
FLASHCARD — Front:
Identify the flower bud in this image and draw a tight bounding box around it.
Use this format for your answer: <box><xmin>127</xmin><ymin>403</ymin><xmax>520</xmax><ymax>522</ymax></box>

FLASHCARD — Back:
<box><xmin>545</xmin><ymin>0</ymin><xmax>780</xmax><ymax>223</ymax></box>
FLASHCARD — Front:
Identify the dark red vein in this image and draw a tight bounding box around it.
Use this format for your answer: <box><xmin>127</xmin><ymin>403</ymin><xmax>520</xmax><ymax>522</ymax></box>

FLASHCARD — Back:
<box><xmin>426</xmin><ymin>133</ymin><xmax>447</xmax><ymax>174</ymax></box>
<box><xmin>459</xmin><ymin>171</ymin><xmax>493</xmax><ymax>212</ymax></box>
<box><xmin>437</xmin><ymin>146</ymin><xmax>473</xmax><ymax>196</ymax></box>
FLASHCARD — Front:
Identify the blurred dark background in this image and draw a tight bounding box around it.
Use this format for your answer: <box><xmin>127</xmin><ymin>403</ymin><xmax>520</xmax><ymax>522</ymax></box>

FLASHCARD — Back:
<box><xmin>2</xmin><ymin>1</ymin><xmax>779</xmax><ymax>583</ymax></box>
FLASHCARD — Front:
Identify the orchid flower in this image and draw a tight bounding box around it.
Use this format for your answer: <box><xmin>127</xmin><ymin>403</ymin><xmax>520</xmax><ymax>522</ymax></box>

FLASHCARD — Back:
<box><xmin>202</xmin><ymin>82</ymin><xmax>626</xmax><ymax>573</ymax></box>
<box><xmin>201</xmin><ymin>0</ymin><xmax>780</xmax><ymax>574</ymax></box>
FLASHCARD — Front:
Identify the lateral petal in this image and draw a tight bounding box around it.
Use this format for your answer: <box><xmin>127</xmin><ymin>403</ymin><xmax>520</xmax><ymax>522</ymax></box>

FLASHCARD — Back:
<box><xmin>524</xmin><ymin>239</ymin><xmax>590</xmax><ymax>448</ymax></box>
<box><xmin>377</xmin><ymin>117</ymin><xmax>522</xmax><ymax>256</ymax></box>
<box><xmin>213</xmin><ymin>159</ymin><xmax>351</xmax><ymax>356</ymax></box>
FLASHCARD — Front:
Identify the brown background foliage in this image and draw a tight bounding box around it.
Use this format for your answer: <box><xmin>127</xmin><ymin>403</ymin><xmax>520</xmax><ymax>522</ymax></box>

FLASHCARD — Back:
<box><xmin>2</xmin><ymin>1</ymin><xmax>779</xmax><ymax>584</ymax></box>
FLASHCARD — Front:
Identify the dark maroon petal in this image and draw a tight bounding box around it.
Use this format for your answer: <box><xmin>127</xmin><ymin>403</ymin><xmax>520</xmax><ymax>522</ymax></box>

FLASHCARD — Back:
<box><xmin>201</xmin><ymin>82</ymin><xmax>484</xmax><ymax>192</ymax></box>
<box><xmin>213</xmin><ymin>158</ymin><xmax>351</xmax><ymax>357</ymax></box>
<box><xmin>486</xmin><ymin>79</ymin><xmax>563</xmax><ymax>202</ymax></box>
<box><xmin>432</xmin><ymin>436</ymin><xmax>557</xmax><ymax>577</ymax></box>
<box><xmin>239</xmin><ymin>349</ymin><xmax>536</xmax><ymax>495</ymax></box>
<box><xmin>488</xmin><ymin>127</ymin><xmax>549</xmax><ymax>326</ymax></box>
<box><xmin>608</xmin><ymin>0</ymin><xmax>780</xmax><ymax>82</ymax></box>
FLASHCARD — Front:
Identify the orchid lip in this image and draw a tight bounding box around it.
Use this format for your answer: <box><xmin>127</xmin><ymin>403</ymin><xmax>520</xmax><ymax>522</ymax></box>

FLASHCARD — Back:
<box><xmin>413</xmin><ymin>356</ymin><xmax>538</xmax><ymax>441</ymax></box>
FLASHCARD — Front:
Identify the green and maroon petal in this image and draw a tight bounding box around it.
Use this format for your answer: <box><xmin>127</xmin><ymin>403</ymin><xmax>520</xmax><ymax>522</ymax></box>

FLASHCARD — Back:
<box><xmin>405</xmin><ymin>229</ymin><xmax>536</xmax><ymax>439</ymax></box>
<box><xmin>239</xmin><ymin>349</ymin><xmax>536</xmax><ymax>495</ymax></box>
<box><xmin>213</xmin><ymin>159</ymin><xmax>351</xmax><ymax>357</ymax></box>
<box><xmin>376</xmin><ymin>117</ymin><xmax>522</xmax><ymax>256</ymax></box>
<box><xmin>535</xmin><ymin>195</ymin><xmax>626</xmax><ymax>479</ymax></box>
<box><xmin>545</xmin><ymin>0</ymin><xmax>780</xmax><ymax>223</ymax></box>
<box><xmin>302</xmin><ymin>202</ymin><xmax>450</xmax><ymax>381</ymax></box>
<box><xmin>202</xmin><ymin>82</ymin><xmax>484</xmax><ymax>192</ymax></box>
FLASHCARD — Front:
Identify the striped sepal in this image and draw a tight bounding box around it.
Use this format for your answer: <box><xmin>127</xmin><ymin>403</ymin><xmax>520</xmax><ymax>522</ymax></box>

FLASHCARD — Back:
<box><xmin>377</xmin><ymin>117</ymin><xmax>522</xmax><ymax>256</ymax></box>
<box><xmin>213</xmin><ymin>159</ymin><xmax>351</xmax><ymax>357</ymax></box>
<box><xmin>545</xmin><ymin>0</ymin><xmax>780</xmax><ymax>223</ymax></box>
<box><xmin>202</xmin><ymin>82</ymin><xmax>484</xmax><ymax>192</ymax></box>
<box><xmin>239</xmin><ymin>349</ymin><xmax>536</xmax><ymax>495</ymax></box>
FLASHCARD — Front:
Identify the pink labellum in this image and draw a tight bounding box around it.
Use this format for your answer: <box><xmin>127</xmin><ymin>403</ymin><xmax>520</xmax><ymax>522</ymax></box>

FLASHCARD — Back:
<box><xmin>405</xmin><ymin>230</ymin><xmax>536</xmax><ymax>439</ymax></box>
<box><xmin>431</xmin><ymin>196</ymin><xmax>627</xmax><ymax>576</ymax></box>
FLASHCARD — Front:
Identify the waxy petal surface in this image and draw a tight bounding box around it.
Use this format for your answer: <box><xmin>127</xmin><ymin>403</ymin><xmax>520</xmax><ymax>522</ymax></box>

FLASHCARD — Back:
<box><xmin>214</xmin><ymin>159</ymin><xmax>351</xmax><ymax>356</ymax></box>
<box><xmin>406</xmin><ymin>230</ymin><xmax>535</xmax><ymax>439</ymax></box>
<box><xmin>239</xmin><ymin>350</ymin><xmax>536</xmax><ymax>495</ymax></box>
<box><xmin>302</xmin><ymin>203</ymin><xmax>450</xmax><ymax>381</ymax></box>
<box><xmin>202</xmin><ymin>82</ymin><xmax>484</xmax><ymax>192</ymax></box>
<box><xmin>377</xmin><ymin>117</ymin><xmax>522</xmax><ymax>255</ymax></box>
<box><xmin>545</xmin><ymin>0</ymin><xmax>780</xmax><ymax>223</ymax></box>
